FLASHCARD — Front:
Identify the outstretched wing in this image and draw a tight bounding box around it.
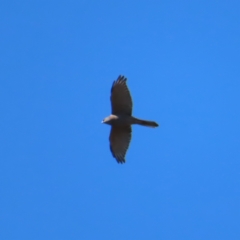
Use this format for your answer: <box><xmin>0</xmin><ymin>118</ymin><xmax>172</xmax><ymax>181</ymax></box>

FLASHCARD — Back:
<box><xmin>110</xmin><ymin>75</ymin><xmax>133</xmax><ymax>115</ymax></box>
<box><xmin>109</xmin><ymin>126</ymin><xmax>132</xmax><ymax>163</ymax></box>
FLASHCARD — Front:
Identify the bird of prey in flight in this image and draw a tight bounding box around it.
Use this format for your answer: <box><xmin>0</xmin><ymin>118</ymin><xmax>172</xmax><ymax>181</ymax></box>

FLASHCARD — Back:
<box><xmin>102</xmin><ymin>75</ymin><xmax>159</xmax><ymax>163</ymax></box>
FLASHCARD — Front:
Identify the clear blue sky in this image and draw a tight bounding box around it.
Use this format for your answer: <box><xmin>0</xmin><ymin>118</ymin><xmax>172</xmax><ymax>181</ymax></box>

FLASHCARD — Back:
<box><xmin>1</xmin><ymin>1</ymin><xmax>239</xmax><ymax>239</ymax></box>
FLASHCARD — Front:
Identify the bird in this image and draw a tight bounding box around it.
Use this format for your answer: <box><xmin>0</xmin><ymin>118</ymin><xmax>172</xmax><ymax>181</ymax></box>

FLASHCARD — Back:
<box><xmin>102</xmin><ymin>75</ymin><xmax>159</xmax><ymax>164</ymax></box>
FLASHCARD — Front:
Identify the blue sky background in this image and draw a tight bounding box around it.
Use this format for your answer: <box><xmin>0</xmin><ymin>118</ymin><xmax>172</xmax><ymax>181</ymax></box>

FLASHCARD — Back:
<box><xmin>1</xmin><ymin>1</ymin><xmax>239</xmax><ymax>239</ymax></box>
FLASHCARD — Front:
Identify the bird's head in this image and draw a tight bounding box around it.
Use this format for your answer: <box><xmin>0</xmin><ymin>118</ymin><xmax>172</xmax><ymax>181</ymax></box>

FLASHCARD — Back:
<box><xmin>101</xmin><ymin>116</ymin><xmax>111</xmax><ymax>125</ymax></box>
<box><xmin>101</xmin><ymin>115</ymin><xmax>117</xmax><ymax>125</ymax></box>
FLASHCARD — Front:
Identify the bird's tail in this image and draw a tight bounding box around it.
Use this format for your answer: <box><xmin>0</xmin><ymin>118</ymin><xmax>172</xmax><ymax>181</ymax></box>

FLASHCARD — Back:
<box><xmin>132</xmin><ymin>117</ymin><xmax>159</xmax><ymax>128</ymax></box>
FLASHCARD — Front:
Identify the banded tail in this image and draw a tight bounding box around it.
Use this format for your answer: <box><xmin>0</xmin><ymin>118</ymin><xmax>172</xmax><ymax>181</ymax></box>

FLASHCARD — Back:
<box><xmin>132</xmin><ymin>117</ymin><xmax>159</xmax><ymax>128</ymax></box>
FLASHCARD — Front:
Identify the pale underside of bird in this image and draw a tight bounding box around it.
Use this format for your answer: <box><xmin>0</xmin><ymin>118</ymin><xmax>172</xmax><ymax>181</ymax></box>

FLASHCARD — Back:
<box><xmin>102</xmin><ymin>75</ymin><xmax>159</xmax><ymax>164</ymax></box>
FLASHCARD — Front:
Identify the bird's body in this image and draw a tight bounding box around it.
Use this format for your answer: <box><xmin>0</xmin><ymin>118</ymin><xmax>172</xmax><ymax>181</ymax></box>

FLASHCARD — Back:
<box><xmin>103</xmin><ymin>114</ymin><xmax>158</xmax><ymax>127</ymax></box>
<box><xmin>102</xmin><ymin>75</ymin><xmax>159</xmax><ymax>163</ymax></box>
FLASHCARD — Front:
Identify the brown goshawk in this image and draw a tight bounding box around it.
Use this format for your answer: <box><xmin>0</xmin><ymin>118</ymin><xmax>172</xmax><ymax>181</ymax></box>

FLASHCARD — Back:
<box><xmin>102</xmin><ymin>75</ymin><xmax>159</xmax><ymax>163</ymax></box>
